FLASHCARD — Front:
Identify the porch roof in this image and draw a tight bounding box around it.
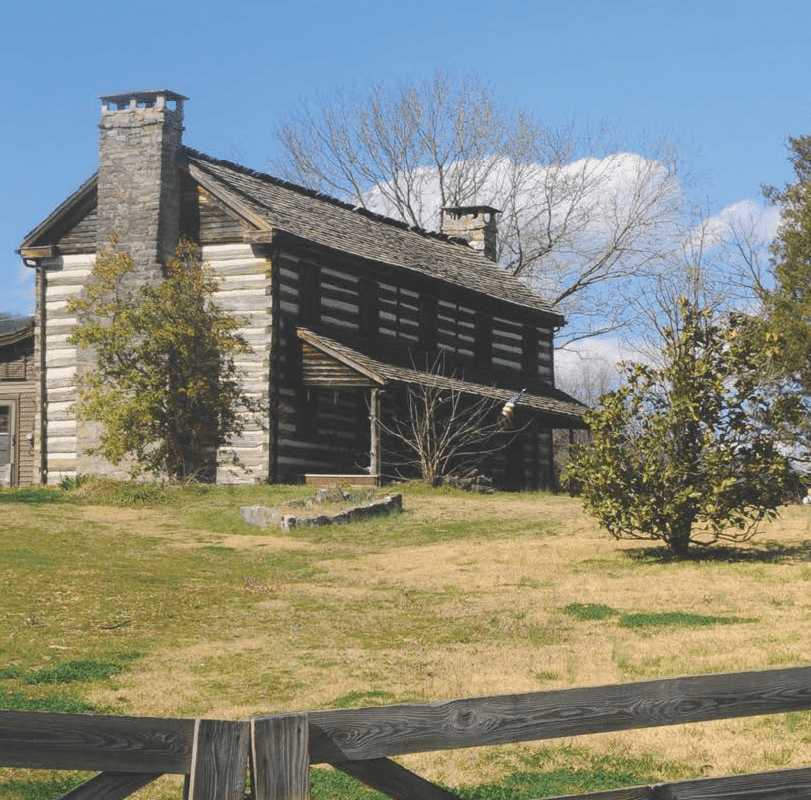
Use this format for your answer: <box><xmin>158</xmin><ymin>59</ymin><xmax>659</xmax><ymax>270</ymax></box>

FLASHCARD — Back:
<box><xmin>297</xmin><ymin>328</ymin><xmax>589</xmax><ymax>429</ymax></box>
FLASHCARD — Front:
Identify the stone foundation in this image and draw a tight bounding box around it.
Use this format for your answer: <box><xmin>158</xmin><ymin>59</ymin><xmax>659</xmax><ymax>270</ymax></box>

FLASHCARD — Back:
<box><xmin>240</xmin><ymin>488</ymin><xmax>402</xmax><ymax>530</ymax></box>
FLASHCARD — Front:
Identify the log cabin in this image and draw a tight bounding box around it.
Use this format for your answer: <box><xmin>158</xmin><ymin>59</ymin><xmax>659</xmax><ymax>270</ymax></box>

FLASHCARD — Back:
<box><xmin>18</xmin><ymin>89</ymin><xmax>586</xmax><ymax>489</ymax></box>
<box><xmin>0</xmin><ymin>317</ymin><xmax>36</xmax><ymax>487</ymax></box>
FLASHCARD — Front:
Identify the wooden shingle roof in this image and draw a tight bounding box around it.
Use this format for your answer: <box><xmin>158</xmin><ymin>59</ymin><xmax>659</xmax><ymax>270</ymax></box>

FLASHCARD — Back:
<box><xmin>19</xmin><ymin>145</ymin><xmax>564</xmax><ymax>322</ymax></box>
<box><xmin>182</xmin><ymin>148</ymin><xmax>564</xmax><ymax>321</ymax></box>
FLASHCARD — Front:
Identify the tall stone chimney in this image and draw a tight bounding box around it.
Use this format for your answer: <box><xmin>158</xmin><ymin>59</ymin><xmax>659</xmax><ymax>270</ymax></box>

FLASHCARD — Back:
<box><xmin>97</xmin><ymin>89</ymin><xmax>188</xmax><ymax>278</ymax></box>
<box><xmin>441</xmin><ymin>205</ymin><xmax>500</xmax><ymax>261</ymax></box>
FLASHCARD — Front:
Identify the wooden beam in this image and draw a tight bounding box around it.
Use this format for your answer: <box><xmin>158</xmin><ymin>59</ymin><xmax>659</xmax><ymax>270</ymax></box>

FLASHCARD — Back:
<box><xmin>187</xmin><ymin>718</ymin><xmax>250</xmax><ymax>800</ymax></box>
<box><xmin>252</xmin><ymin>713</ymin><xmax>310</xmax><ymax>800</ymax></box>
<box><xmin>56</xmin><ymin>771</ymin><xmax>162</xmax><ymax>800</ymax></box>
<box><xmin>0</xmin><ymin>711</ymin><xmax>195</xmax><ymax>773</ymax></box>
<box><xmin>535</xmin><ymin>765</ymin><xmax>811</xmax><ymax>800</ymax></box>
<box><xmin>332</xmin><ymin>757</ymin><xmax>464</xmax><ymax>800</ymax></box>
<box><xmin>19</xmin><ymin>246</ymin><xmax>57</xmax><ymax>260</ymax></box>
<box><xmin>305</xmin><ymin>666</ymin><xmax>811</xmax><ymax>762</ymax></box>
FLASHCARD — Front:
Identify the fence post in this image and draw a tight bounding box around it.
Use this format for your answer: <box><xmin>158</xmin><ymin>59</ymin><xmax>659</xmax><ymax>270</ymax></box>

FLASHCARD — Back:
<box><xmin>251</xmin><ymin>713</ymin><xmax>310</xmax><ymax>800</ymax></box>
<box><xmin>186</xmin><ymin>718</ymin><xmax>250</xmax><ymax>800</ymax></box>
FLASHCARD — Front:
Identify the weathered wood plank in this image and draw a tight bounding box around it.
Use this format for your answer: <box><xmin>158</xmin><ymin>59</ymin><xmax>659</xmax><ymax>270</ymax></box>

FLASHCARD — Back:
<box><xmin>303</xmin><ymin>667</ymin><xmax>811</xmax><ymax>762</ymax></box>
<box><xmin>252</xmin><ymin>713</ymin><xmax>309</xmax><ymax>800</ymax></box>
<box><xmin>332</xmin><ymin>757</ymin><xmax>464</xmax><ymax>800</ymax></box>
<box><xmin>186</xmin><ymin>718</ymin><xmax>250</xmax><ymax>800</ymax></box>
<box><xmin>541</xmin><ymin>765</ymin><xmax>811</xmax><ymax>799</ymax></box>
<box><xmin>56</xmin><ymin>770</ymin><xmax>162</xmax><ymax>800</ymax></box>
<box><xmin>0</xmin><ymin>711</ymin><xmax>195</xmax><ymax>773</ymax></box>
<box><xmin>542</xmin><ymin>788</ymin><xmax>652</xmax><ymax>800</ymax></box>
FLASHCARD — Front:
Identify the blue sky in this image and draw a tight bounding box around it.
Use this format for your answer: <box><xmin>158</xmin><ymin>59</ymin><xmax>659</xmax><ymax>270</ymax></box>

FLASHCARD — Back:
<box><xmin>2</xmin><ymin>0</ymin><xmax>809</xmax><ymax>316</ymax></box>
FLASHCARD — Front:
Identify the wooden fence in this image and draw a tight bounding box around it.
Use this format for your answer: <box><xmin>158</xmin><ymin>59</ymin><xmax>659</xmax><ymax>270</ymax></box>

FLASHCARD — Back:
<box><xmin>4</xmin><ymin>665</ymin><xmax>811</xmax><ymax>799</ymax></box>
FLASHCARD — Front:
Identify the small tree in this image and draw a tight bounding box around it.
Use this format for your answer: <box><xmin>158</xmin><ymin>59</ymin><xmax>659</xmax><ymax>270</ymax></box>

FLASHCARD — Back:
<box><xmin>379</xmin><ymin>378</ymin><xmax>516</xmax><ymax>485</ymax></box>
<box><xmin>566</xmin><ymin>300</ymin><xmax>792</xmax><ymax>558</ymax></box>
<box><xmin>68</xmin><ymin>239</ymin><xmax>255</xmax><ymax>480</ymax></box>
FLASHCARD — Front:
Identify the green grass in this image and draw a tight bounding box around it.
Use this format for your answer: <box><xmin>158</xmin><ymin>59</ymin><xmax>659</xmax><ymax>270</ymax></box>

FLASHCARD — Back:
<box><xmin>0</xmin><ymin>488</ymin><xmax>65</xmax><ymax>504</ymax></box>
<box><xmin>562</xmin><ymin>603</ymin><xmax>619</xmax><ymax>621</ymax></box>
<box><xmin>0</xmin><ymin>689</ymin><xmax>100</xmax><ymax>713</ymax></box>
<box><xmin>309</xmin><ymin>747</ymin><xmax>691</xmax><ymax>800</ymax></box>
<box><xmin>618</xmin><ymin>611</ymin><xmax>759</xmax><ymax>628</ymax></box>
<box><xmin>327</xmin><ymin>689</ymin><xmax>397</xmax><ymax>708</ymax></box>
<box><xmin>2</xmin><ymin>481</ymin><xmax>810</xmax><ymax>800</ymax></box>
<box><xmin>0</xmin><ymin>775</ymin><xmax>91</xmax><ymax>800</ymax></box>
<box><xmin>560</xmin><ymin>604</ymin><xmax>758</xmax><ymax>629</ymax></box>
<box><xmin>20</xmin><ymin>659</ymin><xmax>125</xmax><ymax>685</ymax></box>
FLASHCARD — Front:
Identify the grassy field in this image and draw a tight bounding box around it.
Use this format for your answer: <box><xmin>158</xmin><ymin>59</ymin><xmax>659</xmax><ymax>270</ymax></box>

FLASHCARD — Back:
<box><xmin>2</xmin><ymin>480</ymin><xmax>811</xmax><ymax>799</ymax></box>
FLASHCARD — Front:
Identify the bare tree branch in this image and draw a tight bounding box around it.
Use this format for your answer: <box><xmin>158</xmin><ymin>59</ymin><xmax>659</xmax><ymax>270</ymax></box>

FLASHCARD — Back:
<box><xmin>273</xmin><ymin>73</ymin><xmax>688</xmax><ymax>346</ymax></box>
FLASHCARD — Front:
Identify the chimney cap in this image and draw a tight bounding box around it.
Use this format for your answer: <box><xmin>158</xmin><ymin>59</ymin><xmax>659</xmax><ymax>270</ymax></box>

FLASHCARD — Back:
<box><xmin>99</xmin><ymin>89</ymin><xmax>189</xmax><ymax>107</ymax></box>
<box><xmin>442</xmin><ymin>205</ymin><xmax>501</xmax><ymax>217</ymax></box>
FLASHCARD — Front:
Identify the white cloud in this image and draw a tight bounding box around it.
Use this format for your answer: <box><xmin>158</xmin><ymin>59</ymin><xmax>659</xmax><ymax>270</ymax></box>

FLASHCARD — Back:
<box><xmin>700</xmin><ymin>199</ymin><xmax>780</xmax><ymax>248</ymax></box>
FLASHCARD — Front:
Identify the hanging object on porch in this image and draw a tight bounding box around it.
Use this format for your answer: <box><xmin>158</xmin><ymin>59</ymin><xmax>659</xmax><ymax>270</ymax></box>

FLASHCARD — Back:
<box><xmin>501</xmin><ymin>389</ymin><xmax>526</xmax><ymax>426</ymax></box>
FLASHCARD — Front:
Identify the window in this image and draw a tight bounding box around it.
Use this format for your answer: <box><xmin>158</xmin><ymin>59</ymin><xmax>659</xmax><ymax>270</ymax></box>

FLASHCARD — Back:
<box><xmin>296</xmin><ymin>388</ymin><xmax>319</xmax><ymax>438</ymax></box>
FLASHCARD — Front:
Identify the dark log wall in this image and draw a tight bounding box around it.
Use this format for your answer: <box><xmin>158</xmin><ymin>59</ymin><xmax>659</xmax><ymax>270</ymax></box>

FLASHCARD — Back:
<box><xmin>273</xmin><ymin>245</ymin><xmax>558</xmax><ymax>488</ymax></box>
<box><xmin>56</xmin><ymin>205</ymin><xmax>97</xmax><ymax>254</ymax></box>
<box><xmin>276</xmin><ymin>385</ymin><xmax>371</xmax><ymax>479</ymax></box>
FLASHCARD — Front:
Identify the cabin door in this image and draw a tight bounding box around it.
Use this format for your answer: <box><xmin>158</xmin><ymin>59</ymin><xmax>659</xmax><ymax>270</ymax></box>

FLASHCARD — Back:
<box><xmin>0</xmin><ymin>402</ymin><xmax>16</xmax><ymax>487</ymax></box>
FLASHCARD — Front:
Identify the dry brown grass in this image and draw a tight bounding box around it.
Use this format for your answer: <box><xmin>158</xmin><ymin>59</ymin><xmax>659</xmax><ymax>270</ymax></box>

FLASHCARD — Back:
<box><xmin>3</xmin><ymin>485</ymin><xmax>811</xmax><ymax>797</ymax></box>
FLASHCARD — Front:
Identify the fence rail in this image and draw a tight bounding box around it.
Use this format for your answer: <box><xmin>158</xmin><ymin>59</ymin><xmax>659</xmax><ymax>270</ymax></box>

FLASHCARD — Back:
<box><xmin>3</xmin><ymin>665</ymin><xmax>811</xmax><ymax>799</ymax></box>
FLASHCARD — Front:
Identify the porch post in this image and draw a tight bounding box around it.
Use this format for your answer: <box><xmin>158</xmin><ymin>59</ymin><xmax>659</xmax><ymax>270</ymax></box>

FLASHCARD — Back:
<box><xmin>369</xmin><ymin>388</ymin><xmax>380</xmax><ymax>482</ymax></box>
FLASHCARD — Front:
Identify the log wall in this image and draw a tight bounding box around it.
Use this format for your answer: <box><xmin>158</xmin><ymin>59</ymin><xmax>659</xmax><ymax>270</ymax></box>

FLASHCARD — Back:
<box><xmin>36</xmin><ymin>253</ymin><xmax>94</xmax><ymax>483</ymax></box>
<box><xmin>273</xmin><ymin>245</ymin><xmax>558</xmax><ymax>489</ymax></box>
<box><xmin>204</xmin><ymin>243</ymin><xmax>272</xmax><ymax>483</ymax></box>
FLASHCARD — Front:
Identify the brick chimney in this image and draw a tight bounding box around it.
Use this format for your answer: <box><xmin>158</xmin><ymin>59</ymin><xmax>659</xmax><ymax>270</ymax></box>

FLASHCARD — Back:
<box><xmin>441</xmin><ymin>205</ymin><xmax>500</xmax><ymax>261</ymax></box>
<box><xmin>97</xmin><ymin>89</ymin><xmax>188</xmax><ymax>279</ymax></box>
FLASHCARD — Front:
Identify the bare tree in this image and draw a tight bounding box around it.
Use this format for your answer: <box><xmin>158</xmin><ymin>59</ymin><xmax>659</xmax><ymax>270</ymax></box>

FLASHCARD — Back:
<box><xmin>378</xmin><ymin>380</ymin><xmax>516</xmax><ymax>485</ymax></box>
<box><xmin>274</xmin><ymin>72</ymin><xmax>687</xmax><ymax>345</ymax></box>
<box><xmin>629</xmin><ymin>200</ymin><xmax>776</xmax><ymax>362</ymax></box>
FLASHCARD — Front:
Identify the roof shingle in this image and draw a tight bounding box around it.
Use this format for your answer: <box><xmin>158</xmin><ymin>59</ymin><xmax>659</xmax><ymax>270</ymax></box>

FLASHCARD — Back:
<box><xmin>182</xmin><ymin>148</ymin><xmax>563</xmax><ymax>320</ymax></box>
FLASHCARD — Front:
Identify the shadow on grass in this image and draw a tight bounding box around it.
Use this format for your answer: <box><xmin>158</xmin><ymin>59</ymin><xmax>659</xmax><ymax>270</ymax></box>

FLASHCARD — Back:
<box><xmin>624</xmin><ymin>541</ymin><xmax>811</xmax><ymax>564</ymax></box>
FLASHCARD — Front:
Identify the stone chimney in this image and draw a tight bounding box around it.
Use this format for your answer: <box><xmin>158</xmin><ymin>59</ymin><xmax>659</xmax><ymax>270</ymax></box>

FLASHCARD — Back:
<box><xmin>97</xmin><ymin>89</ymin><xmax>188</xmax><ymax>279</ymax></box>
<box><xmin>441</xmin><ymin>205</ymin><xmax>500</xmax><ymax>261</ymax></box>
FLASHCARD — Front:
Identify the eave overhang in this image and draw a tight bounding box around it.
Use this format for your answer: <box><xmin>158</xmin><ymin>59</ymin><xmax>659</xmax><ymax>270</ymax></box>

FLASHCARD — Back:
<box><xmin>17</xmin><ymin>173</ymin><xmax>98</xmax><ymax>257</ymax></box>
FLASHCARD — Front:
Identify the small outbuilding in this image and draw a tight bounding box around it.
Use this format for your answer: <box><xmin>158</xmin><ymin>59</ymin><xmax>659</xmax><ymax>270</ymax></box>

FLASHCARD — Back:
<box><xmin>0</xmin><ymin>317</ymin><xmax>36</xmax><ymax>487</ymax></box>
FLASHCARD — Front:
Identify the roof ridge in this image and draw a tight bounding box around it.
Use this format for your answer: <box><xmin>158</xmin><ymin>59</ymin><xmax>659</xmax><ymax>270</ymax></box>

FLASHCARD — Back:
<box><xmin>179</xmin><ymin>145</ymin><xmax>471</xmax><ymax>249</ymax></box>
